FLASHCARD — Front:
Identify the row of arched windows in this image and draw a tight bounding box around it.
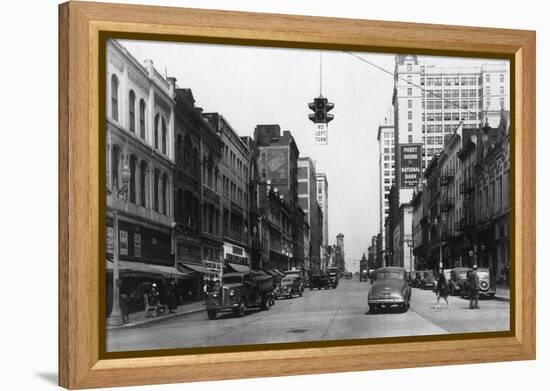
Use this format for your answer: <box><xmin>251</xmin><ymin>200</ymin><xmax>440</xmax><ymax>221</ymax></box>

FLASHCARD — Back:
<box><xmin>110</xmin><ymin>73</ymin><xmax>170</xmax><ymax>156</ymax></box>
<box><xmin>110</xmin><ymin>144</ymin><xmax>171</xmax><ymax>216</ymax></box>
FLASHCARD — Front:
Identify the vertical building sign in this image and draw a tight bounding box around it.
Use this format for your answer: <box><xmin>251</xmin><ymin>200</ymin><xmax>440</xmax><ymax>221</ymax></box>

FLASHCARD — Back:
<box><xmin>134</xmin><ymin>233</ymin><xmax>141</xmax><ymax>258</ymax></box>
<box><xmin>314</xmin><ymin>123</ymin><xmax>328</xmax><ymax>145</ymax></box>
<box><xmin>119</xmin><ymin>230</ymin><xmax>128</xmax><ymax>256</ymax></box>
<box><xmin>106</xmin><ymin>226</ymin><xmax>114</xmax><ymax>254</ymax></box>
<box><xmin>400</xmin><ymin>144</ymin><xmax>422</xmax><ymax>188</ymax></box>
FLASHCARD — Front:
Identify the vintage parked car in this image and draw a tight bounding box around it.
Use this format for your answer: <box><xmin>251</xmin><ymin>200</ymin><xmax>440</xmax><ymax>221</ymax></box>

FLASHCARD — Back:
<box><xmin>420</xmin><ymin>270</ymin><xmax>436</xmax><ymax>290</ymax></box>
<box><xmin>460</xmin><ymin>267</ymin><xmax>496</xmax><ymax>298</ymax></box>
<box><xmin>205</xmin><ymin>272</ymin><xmax>274</xmax><ymax>320</ymax></box>
<box><xmin>449</xmin><ymin>267</ymin><xmax>469</xmax><ymax>295</ymax></box>
<box><xmin>276</xmin><ymin>276</ymin><xmax>303</xmax><ymax>299</ymax></box>
<box><xmin>309</xmin><ymin>274</ymin><xmax>332</xmax><ymax>290</ymax></box>
<box><xmin>407</xmin><ymin>271</ymin><xmax>418</xmax><ymax>287</ymax></box>
<box><xmin>368</xmin><ymin>267</ymin><xmax>411</xmax><ymax>313</ymax></box>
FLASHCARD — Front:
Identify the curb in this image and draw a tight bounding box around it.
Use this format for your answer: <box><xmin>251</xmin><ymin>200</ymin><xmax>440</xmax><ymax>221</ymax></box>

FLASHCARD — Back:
<box><xmin>107</xmin><ymin>306</ymin><xmax>206</xmax><ymax>331</ymax></box>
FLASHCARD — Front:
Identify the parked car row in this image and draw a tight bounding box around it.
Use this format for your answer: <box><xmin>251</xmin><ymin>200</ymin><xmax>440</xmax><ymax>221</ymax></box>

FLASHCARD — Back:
<box><xmin>409</xmin><ymin>266</ymin><xmax>496</xmax><ymax>298</ymax></box>
<box><xmin>205</xmin><ymin>268</ymin><xmax>343</xmax><ymax>320</ymax></box>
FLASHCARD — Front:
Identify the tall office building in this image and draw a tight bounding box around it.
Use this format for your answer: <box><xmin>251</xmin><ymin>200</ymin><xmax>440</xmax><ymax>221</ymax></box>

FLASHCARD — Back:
<box><xmin>316</xmin><ymin>173</ymin><xmax>329</xmax><ymax>271</ymax></box>
<box><xmin>298</xmin><ymin>157</ymin><xmax>322</xmax><ymax>274</ymax></box>
<box><xmin>377</xmin><ymin>120</ymin><xmax>395</xmax><ymax>252</ymax></box>
<box><xmin>393</xmin><ymin>54</ymin><xmax>509</xmax><ymax>204</ymax></box>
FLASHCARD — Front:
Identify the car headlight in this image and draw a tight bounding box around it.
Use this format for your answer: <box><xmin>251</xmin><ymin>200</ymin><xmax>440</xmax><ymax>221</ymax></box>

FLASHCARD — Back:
<box><xmin>229</xmin><ymin>289</ymin><xmax>235</xmax><ymax>296</ymax></box>
<box><xmin>211</xmin><ymin>292</ymin><xmax>218</xmax><ymax>298</ymax></box>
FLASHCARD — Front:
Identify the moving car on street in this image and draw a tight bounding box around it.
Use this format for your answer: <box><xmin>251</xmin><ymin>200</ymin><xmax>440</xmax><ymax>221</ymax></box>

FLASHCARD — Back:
<box><xmin>327</xmin><ymin>267</ymin><xmax>339</xmax><ymax>288</ymax></box>
<box><xmin>205</xmin><ymin>271</ymin><xmax>274</xmax><ymax>320</ymax></box>
<box><xmin>420</xmin><ymin>270</ymin><xmax>436</xmax><ymax>290</ymax></box>
<box><xmin>276</xmin><ymin>276</ymin><xmax>303</xmax><ymax>299</ymax></box>
<box><xmin>368</xmin><ymin>267</ymin><xmax>411</xmax><ymax>313</ymax></box>
<box><xmin>309</xmin><ymin>274</ymin><xmax>332</xmax><ymax>290</ymax></box>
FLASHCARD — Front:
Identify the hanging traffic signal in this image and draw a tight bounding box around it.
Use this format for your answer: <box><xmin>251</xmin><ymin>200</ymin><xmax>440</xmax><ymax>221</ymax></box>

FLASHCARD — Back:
<box><xmin>308</xmin><ymin>97</ymin><xmax>334</xmax><ymax>124</ymax></box>
<box><xmin>308</xmin><ymin>96</ymin><xmax>334</xmax><ymax>145</ymax></box>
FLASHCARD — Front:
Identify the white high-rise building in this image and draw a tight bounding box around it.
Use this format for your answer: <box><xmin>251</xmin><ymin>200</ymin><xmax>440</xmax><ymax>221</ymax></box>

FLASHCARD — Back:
<box><xmin>393</xmin><ymin>54</ymin><xmax>509</xmax><ymax>204</ymax></box>
<box><xmin>377</xmin><ymin>120</ymin><xmax>395</xmax><ymax>250</ymax></box>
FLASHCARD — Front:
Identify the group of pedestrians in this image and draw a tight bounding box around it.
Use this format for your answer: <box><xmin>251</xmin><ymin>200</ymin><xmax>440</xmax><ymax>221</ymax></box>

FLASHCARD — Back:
<box><xmin>433</xmin><ymin>265</ymin><xmax>481</xmax><ymax>310</ymax></box>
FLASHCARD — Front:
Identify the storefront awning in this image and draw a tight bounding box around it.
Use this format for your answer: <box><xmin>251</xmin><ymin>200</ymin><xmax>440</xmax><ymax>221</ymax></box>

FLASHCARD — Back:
<box><xmin>179</xmin><ymin>262</ymin><xmax>216</xmax><ymax>275</ymax></box>
<box><xmin>227</xmin><ymin>263</ymin><xmax>250</xmax><ymax>273</ymax></box>
<box><xmin>270</xmin><ymin>269</ymin><xmax>286</xmax><ymax>277</ymax></box>
<box><xmin>106</xmin><ymin>259</ymin><xmax>191</xmax><ymax>279</ymax></box>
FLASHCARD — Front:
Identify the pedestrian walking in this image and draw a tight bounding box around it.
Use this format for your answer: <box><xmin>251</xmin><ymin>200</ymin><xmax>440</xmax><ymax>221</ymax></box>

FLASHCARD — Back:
<box><xmin>435</xmin><ymin>270</ymin><xmax>450</xmax><ymax>309</ymax></box>
<box><xmin>167</xmin><ymin>279</ymin><xmax>178</xmax><ymax>314</ymax></box>
<box><xmin>120</xmin><ymin>289</ymin><xmax>130</xmax><ymax>324</ymax></box>
<box><xmin>468</xmin><ymin>265</ymin><xmax>480</xmax><ymax>309</ymax></box>
<box><xmin>145</xmin><ymin>283</ymin><xmax>160</xmax><ymax>317</ymax></box>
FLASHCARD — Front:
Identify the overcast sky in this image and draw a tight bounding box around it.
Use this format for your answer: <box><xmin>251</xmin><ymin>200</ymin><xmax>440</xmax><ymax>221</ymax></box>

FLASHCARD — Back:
<box><xmin>118</xmin><ymin>39</ymin><xmax>508</xmax><ymax>271</ymax></box>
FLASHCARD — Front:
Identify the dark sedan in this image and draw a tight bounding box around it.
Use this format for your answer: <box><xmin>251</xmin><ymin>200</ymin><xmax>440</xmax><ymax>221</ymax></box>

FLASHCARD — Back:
<box><xmin>368</xmin><ymin>267</ymin><xmax>411</xmax><ymax>313</ymax></box>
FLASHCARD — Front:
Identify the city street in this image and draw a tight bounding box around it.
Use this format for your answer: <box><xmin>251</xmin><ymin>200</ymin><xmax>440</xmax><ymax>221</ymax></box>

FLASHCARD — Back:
<box><xmin>107</xmin><ymin>277</ymin><xmax>509</xmax><ymax>352</ymax></box>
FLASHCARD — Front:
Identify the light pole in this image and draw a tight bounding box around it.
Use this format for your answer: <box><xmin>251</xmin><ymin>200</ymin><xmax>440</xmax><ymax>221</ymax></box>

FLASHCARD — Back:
<box><xmin>433</xmin><ymin>215</ymin><xmax>446</xmax><ymax>270</ymax></box>
<box><xmin>405</xmin><ymin>238</ymin><xmax>415</xmax><ymax>271</ymax></box>
<box><xmin>107</xmin><ymin>162</ymin><xmax>131</xmax><ymax>327</ymax></box>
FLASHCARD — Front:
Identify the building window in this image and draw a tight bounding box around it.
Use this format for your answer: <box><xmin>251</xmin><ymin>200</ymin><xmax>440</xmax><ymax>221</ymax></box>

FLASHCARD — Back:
<box><xmin>110</xmin><ymin>144</ymin><xmax>120</xmax><ymax>191</ymax></box>
<box><xmin>500</xmin><ymin>86</ymin><xmax>504</xmax><ymax>95</ymax></box>
<box><xmin>407</xmin><ymin>88</ymin><xmax>412</xmax><ymax>96</ymax></box>
<box><xmin>162</xmin><ymin>173</ymin><xmax>169</xmax><ymax>215</ymax></box>
<box><xmin>128</xmin><ymin>90</ymin><xmax>136</xmax><ymax>132</ymax></box>
<box><xmin>407</xmin><ymin>75</ymin><xmax>412</xmax><ymax>84</ymax></box>
<box><xmin>161</xmin><ymin>118</ymin><xmax>167</xmax><ymax>154</ymax></box>
<box><xmin>154</xmin><ymin>169</ymin><xmax>160</xmax><ymax>212</ymax></box>
<box><xmin>486</xmin><ymin>73</ymin><xmax>490</xmax><ymax>82</ymax></box>
<box><xmin>500</xmin><ymin>74</ymin><xmax>504</xmax><ymax>82</ymax></box>
<box><xmin>408</xmin><ymin>99</ymin><xmax>412</xmax><ymax>108</ymax></box>
<box><xmin>154</xmin><ymin>114</ymin><xmax>159</xmax><ymax>149</ymax></box>
<box><xmin>408</xmin><ymin>123</ymin><xmax>412</xmax><ymax>132</ymax></box>
<box><xmin>139</xmin><ymin>100</ymin><xmax>146</xmax><ymax>139</ymax></box>
<box><xmin>140</xmin><ymin>161</ymin><xmax>147</xmax><ymax>207</ymax></box>
<box><xmin>110</xmin><ymin>74</ymin><xmax>119</xmax><ymax>121</ymax></box>
<box><xmin>408</xmin><ymin>135</ymin><xmax>413</xmax><ymax>143</ymax></box>
<box><xmin>407</xmin><ymin>64</ymin><xmax>412</xmax><ymax>71</ymax></box>
<box><xmin>129</xmin><ymin>155</ymin><xmax>137</xmax><ymax>203</ymax></box>
<box><xmin>408</xmin><ymin>111</ymin><xmax>412</xmax><ymax>120</ymax></box>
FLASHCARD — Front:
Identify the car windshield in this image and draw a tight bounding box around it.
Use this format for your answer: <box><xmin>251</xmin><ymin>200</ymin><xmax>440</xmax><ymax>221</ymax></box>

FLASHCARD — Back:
<box><xmin>281</xmin><ymin>277</ymin><xmax>294</xmax><ymax>284</ymax></box>
<box><xmin>375</xmin><ymin>271</ymin><xmax>403</xmax><ymax>280</ymax></box>
<box><xmin>477</xmin><ymin>271</ymin><xmax>490</xmax><ymax>278</ymax></box>
<box><xmin>223</xmin><ymin>276</ymin><xmax>243</xmax><ymax>284</ymax></box>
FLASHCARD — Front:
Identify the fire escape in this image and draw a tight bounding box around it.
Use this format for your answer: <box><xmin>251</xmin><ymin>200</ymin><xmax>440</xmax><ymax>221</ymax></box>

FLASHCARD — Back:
<box><xmin>457</xmin><ymin>176</ymin><xmax>475</xmax><ymax>232</ymax></box>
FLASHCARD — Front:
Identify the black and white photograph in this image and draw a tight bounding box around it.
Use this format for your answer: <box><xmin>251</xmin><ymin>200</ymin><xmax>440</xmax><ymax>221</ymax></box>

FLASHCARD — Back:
<box><xmin>104</xmin><ymin>38</ymin><xmax>511</xmax><ymax>353</ymax></box>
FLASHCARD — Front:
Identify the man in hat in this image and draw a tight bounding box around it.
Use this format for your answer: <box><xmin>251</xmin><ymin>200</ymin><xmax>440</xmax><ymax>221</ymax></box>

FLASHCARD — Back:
<box><xmin>468</xmin><ymin>265</ymin><xmax>480</xmax><ymax>309</ymax></box>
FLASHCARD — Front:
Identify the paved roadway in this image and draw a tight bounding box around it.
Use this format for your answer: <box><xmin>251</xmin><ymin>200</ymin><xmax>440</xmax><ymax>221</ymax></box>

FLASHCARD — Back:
<box><xmin>107</xmin><ymin>277</ymin><xmax>510</xmax><ymax>352</ymax></box>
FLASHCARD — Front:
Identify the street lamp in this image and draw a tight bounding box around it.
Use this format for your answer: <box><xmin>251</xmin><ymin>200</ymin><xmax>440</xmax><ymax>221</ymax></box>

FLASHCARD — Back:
<box><xmin>107</xmin><ymin>162</ymin><xmax>131</xmax><ymax>327</ymax></box>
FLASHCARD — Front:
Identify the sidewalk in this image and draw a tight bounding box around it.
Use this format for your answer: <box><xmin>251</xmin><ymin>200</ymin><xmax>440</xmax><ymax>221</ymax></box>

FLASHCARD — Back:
<box><xmin>108</xmin><ymin>300</ymin><xmax>206</xmax><ymax>330</ymax></box>
<box><xmin>495</xmin><ymin>283</ymin><xmax>510</xmax><ymax>301</ymax></box>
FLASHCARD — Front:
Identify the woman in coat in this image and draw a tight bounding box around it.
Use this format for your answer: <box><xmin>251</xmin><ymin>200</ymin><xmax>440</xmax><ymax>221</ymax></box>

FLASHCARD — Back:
<box><xmin>435</xmin><ymin>270</ymin><xmax>451</xmax><ymax>309</ymax></box>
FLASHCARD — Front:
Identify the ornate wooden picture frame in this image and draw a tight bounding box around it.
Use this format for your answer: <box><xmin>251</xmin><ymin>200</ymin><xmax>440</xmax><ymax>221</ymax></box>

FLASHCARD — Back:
<box><xmin>59</xmin><ymin>1</ymin><xmax>535</xmax><ymax>388</ymax></box>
